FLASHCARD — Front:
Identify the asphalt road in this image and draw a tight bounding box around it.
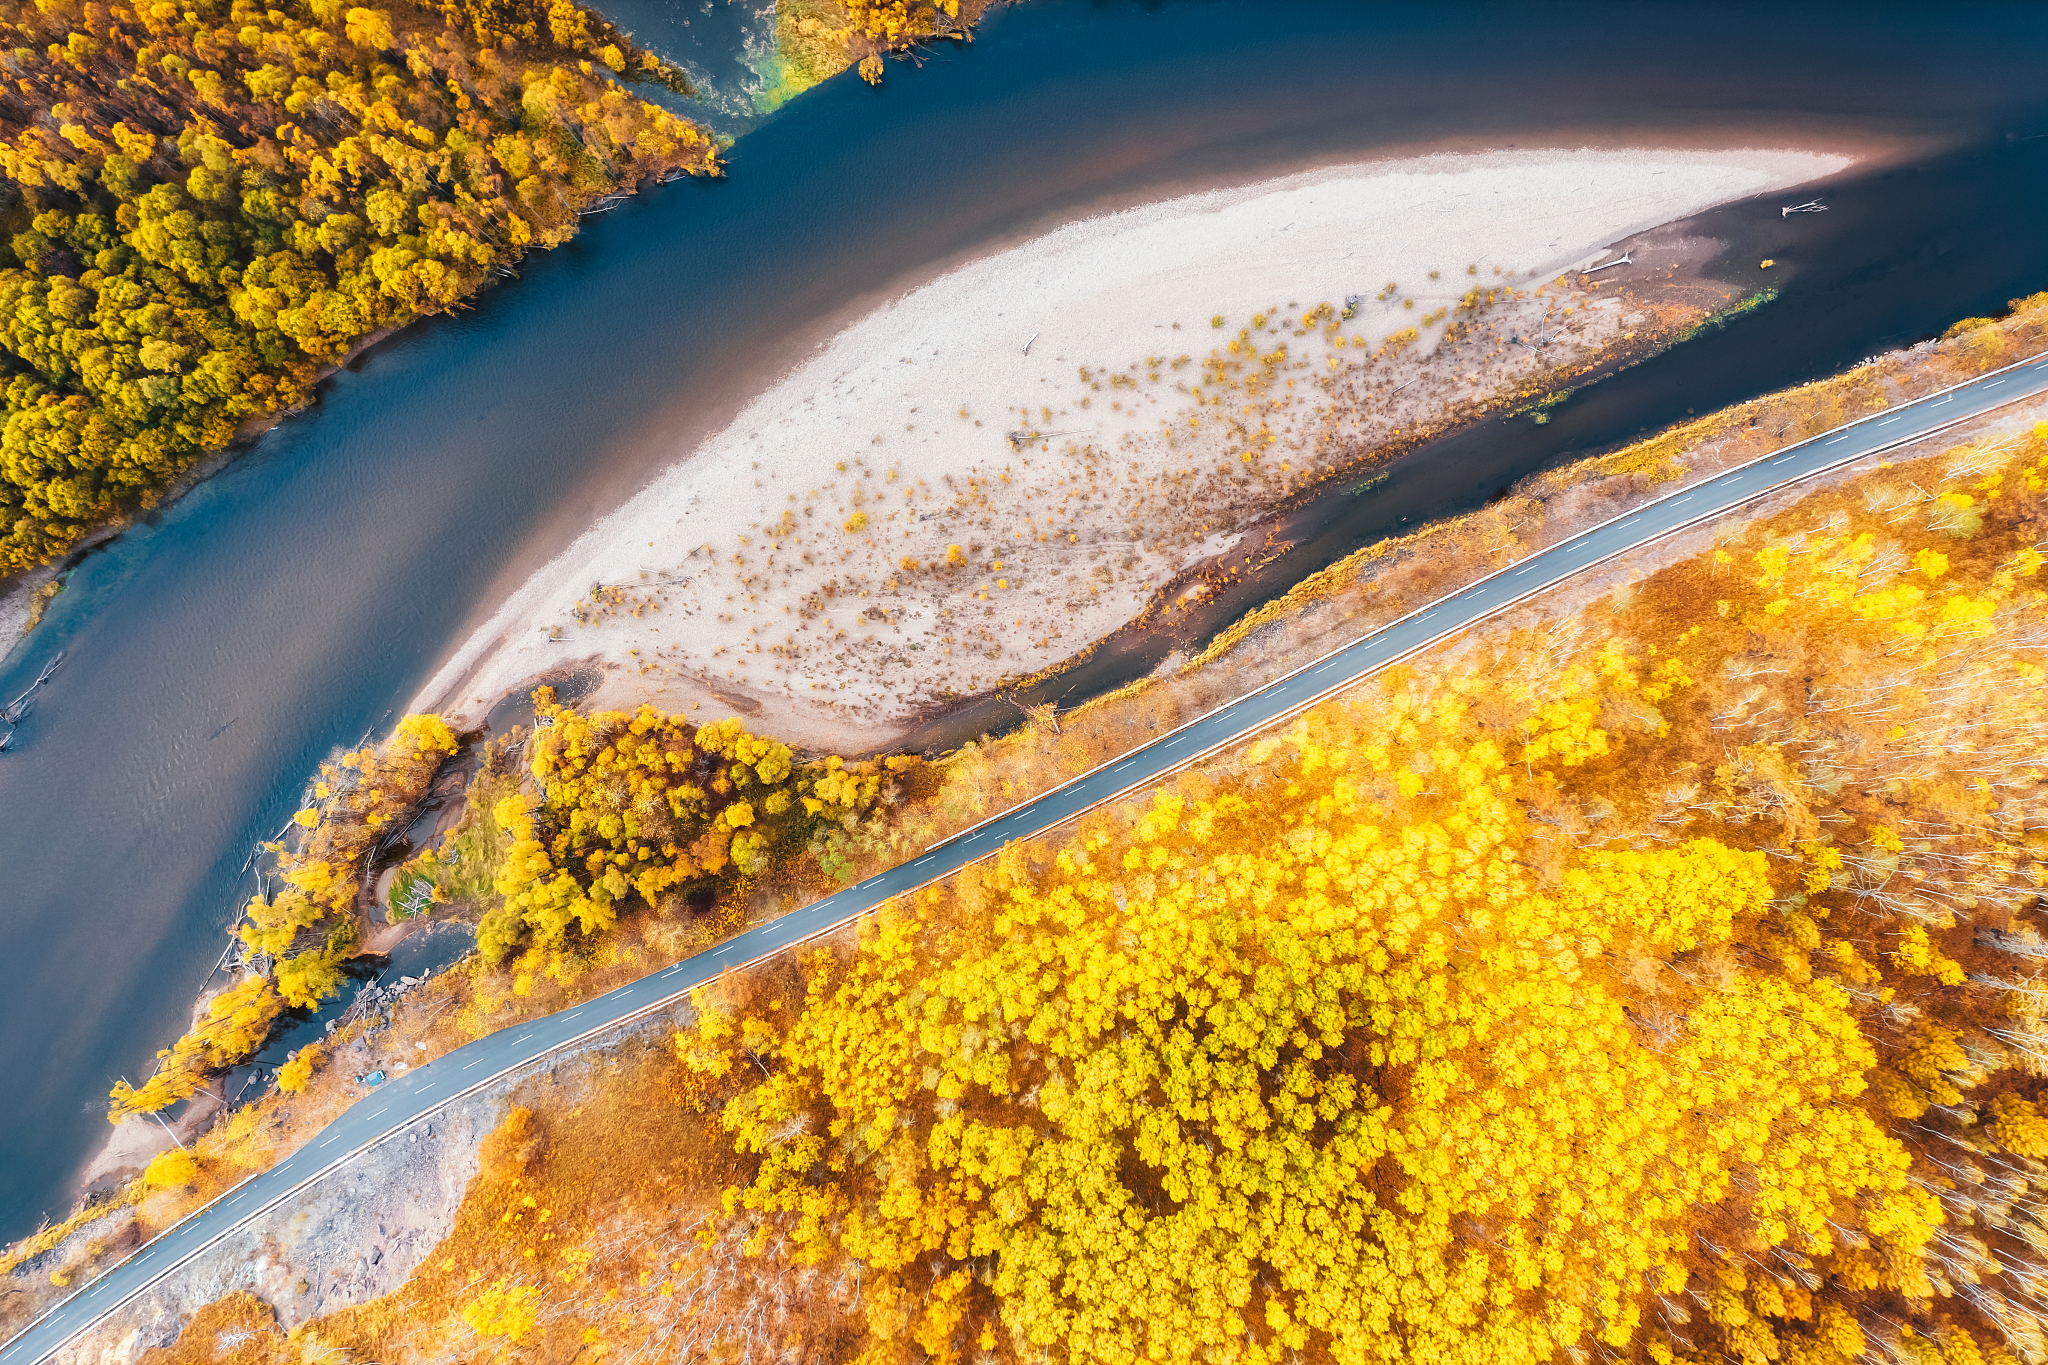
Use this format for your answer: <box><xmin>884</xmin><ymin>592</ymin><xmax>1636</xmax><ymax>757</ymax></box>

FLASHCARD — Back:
<box><xmin>7</xmin><ymin>349</ymin><xmax>2046</xmax><ymax>1364</ymax></box>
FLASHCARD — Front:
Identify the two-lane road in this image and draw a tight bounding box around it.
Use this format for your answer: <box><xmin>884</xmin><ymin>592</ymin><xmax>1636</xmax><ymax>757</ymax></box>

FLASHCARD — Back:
<box><xmin>7</xmin><ymin>349</ymin><xmax>2047</xmax><ymax>1364</ymax></box>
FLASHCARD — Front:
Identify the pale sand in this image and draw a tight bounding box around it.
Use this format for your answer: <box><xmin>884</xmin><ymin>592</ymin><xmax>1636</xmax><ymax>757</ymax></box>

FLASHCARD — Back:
<box><xmin>417</xmin><ymin>147</ymin><xmax>1851</xmax><ymax>750</ymax></box>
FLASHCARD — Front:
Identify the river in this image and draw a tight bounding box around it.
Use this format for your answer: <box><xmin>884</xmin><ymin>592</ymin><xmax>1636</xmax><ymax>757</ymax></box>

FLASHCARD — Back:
<box><xmin>2</xmin><ymin>0</ymin><xmax>2047</xmax><ymax>1240</ymax></box>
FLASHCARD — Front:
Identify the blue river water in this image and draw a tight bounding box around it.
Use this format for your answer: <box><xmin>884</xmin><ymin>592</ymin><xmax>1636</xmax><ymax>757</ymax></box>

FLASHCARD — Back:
<box><xmin>2</xmin><ymin>0</ymin><xmax>2048</xmax><ymax>1240</ymax></box>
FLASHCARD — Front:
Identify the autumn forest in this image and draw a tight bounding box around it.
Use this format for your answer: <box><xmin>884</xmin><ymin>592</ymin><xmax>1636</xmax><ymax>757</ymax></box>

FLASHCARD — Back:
<box><xmin>0</xmin><ymin>0</ymin><xmax>981</xmax><ymax>587</ymax></box>
<box><xmin>7</xmin><ymin>3</ymin><xmax>2048</xmax><ymax>1364</ymax></box>
<box><xmin>657</xmin><ymin>423</ymin><xmax>2048</xmax><ymax>1365</ymax></box>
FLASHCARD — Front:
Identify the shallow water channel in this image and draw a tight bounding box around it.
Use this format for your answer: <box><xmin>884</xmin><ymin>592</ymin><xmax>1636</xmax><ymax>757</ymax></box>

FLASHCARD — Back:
<box><xmin>898</xmin><ymin>128</ymin><xmax>2048</xmax><ymax>749</ymax></box>
<box><xmin>3</xmin><ymin>0</ymin><xmax>2048</xmax><ymax>1239</ymax></box>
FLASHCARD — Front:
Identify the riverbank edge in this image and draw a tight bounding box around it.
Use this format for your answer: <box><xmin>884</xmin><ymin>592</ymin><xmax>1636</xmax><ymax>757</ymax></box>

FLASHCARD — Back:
<box><xmin>887</xmin><ymin>281</ymin><xmax>1778</xmax><ymax>739</ymax></box>
<box><xmin>0</xmin><ymin>316</ymin><xmax>414</xmax><ymax>668</ymax></box>
<box><xmin>0</xmin><ymin>155</ymin><xmax>719</xmax><ymax>672</ymax></box>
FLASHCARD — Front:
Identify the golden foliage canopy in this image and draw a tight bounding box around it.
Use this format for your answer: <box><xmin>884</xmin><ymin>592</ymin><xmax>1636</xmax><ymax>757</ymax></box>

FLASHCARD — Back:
<box><xmin>110</xmin><ymin>711</ymin><xmax>458</xmax><ymax>1119</ymax></box>
<box><xmin>690</xmin><ymin>667</ymin><xmax>1927</xmax><ymax>1365</ymax></box>
<box><xmin>108</xmin><ymin>972</ymin><xmax>284</xmax><ymax>1121</ymax></box>
<box><xmin>680</xmin><ymin>420</ymin><xmax>2048</xmax><ymax>1365</ymax></box>
<box><xmin>0</xmin><ymin>0</ymin><xmax>715</xmax><ymax>572</ymax></box>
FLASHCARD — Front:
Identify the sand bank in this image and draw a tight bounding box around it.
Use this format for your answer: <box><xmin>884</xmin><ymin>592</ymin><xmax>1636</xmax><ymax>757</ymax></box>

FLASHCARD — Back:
<box><xmin>416</xmin><ymin>146</ymin><xmax>1851</xmax><ymax>750</ymax></box>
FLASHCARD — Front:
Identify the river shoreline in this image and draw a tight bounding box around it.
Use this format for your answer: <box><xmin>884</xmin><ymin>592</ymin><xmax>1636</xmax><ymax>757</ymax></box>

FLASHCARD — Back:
<box><xmin>417</xmin><ymin>145</ymin><xmax>1855</xmax><ymax>753</ymax></box>
<box><xmin>15</xmin><ymin>297</ymin><xmax>2048</xmax><ymax>1358</ymax></box>
<box><xmin>0</xmin><ymin>317</ymin><xmax>423</xmax><ymax>667</ymax></box>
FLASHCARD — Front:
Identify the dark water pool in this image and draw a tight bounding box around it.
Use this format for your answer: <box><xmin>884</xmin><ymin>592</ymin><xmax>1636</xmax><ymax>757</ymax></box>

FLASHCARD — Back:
<box><xmin>3</xmin><ymin>0</ymin><xmax>2048</xmax><ymax>1239</ymax></box>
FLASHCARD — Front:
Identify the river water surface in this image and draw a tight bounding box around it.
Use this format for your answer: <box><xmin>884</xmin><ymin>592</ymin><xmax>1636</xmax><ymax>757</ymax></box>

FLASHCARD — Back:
<box><xmin>3</xmin><ymin>0</ymin><xmax>2048</xmax><ymax>1239</ymax></box>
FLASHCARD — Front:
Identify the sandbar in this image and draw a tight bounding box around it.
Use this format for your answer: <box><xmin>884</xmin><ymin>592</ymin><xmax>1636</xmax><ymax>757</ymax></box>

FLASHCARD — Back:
<box><xmin>416</xmin><ymin>146</ymin><xmax>1851</xmax><ymax>750</ymax></box>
